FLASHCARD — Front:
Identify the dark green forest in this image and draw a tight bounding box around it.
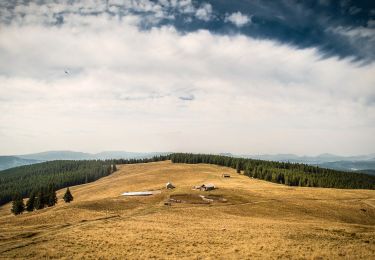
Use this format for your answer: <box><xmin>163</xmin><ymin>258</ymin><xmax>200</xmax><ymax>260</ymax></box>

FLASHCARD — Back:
<box><xmin>0</xmin><ymin>156</ymin><xmax>168</xmax><ymax>206</ymax></box>
<box><xmin>170</xmin><ymin>153</ymin><xmax>375</xmax><ymax>189</ymax></box>
<box><xmin>0</xmin><ymin>160</ymin><xmax>113</xmax><ymax>206</ymax></box>
<box><xmin>1</xmin><ymin>153</ymin><xmax>374</xmax><ymax>207</ymax></box>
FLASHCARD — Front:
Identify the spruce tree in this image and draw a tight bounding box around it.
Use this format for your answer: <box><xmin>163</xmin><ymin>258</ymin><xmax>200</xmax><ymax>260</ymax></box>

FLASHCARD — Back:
<box><xmin>112</xmin><ymin>164</ymin><xmax>117</xmax><ymax>172</ymax></box>
<box><xmin>63</xmin><ymin>188</ymin><xmax>73</xmax><ymax>203</ymax></box>
<box><xmin>26</xmin><ymin>192</ymin><xmax>35</xmax><ymax>212</ymax></box>
<box><xmin>236</xmin><ymin>161</ymin><xmax>241</xmax><ymax>174</ymax></box>
<box><xmin>11</xmin><ymin>194</ymin><xmax>25</xmax><ymax>215</ymax></box>
<box><xmin>34</xmin><ymin>189</ymin><xmax>45</xmax><ymax>210</ymax></box>
<box><xmin>47</xmin><ymin>184</ymin><xmax>57</xmax><ymax>207</ymax></box>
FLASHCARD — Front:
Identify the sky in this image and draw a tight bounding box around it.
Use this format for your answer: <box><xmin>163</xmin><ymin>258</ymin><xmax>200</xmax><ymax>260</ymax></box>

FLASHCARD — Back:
<box><xmin>0</xmin><ymin>0</ymin><xmax>374</xmax><ymax>156</ymax></box>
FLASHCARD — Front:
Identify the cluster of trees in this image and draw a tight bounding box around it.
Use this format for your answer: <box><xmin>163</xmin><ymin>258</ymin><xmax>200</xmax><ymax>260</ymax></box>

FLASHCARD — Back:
<box><xmin>169</xmin><ymin>153</ymin><xmax>375</xmax><ymax>189</ymax></box>
<box><xmin>112</xmin><ymin>155</ymin><xmax>169</xmax><ymax>165</ymax></box>
<box><xmin>11</xmin><ymin>186</ymin><xmax>74</xmax><ymax>215</ymax></box>
<box><xmin>0</xmin><ymin>160</ymin><xmax>116</xmax><ymax>206</ymax></box>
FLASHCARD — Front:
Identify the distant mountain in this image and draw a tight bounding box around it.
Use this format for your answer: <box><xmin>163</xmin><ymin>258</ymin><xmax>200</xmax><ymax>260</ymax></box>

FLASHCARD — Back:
<box><xmin>93</xmin><ymin>151</ymin><xmax>169</xmax><ymax>160</ymax></box>
<box><xmin>18</xmin><ymin>151</ymin><xmax>93</xmax><ymax>161</ymax></box>
<box><xmin>219</xmin><ymin>152</ymin><xmax>234</xmax><ymax>157</ymax></box>
<box><xmin>242</xmin><ymin>153</ymin><xmax>375</xmax><ymax>164</ymax></box>
<box><xmin>0</xmin><ymin>150</ymin><xmax>169</xmax><ymax>170</ymax></box>
<box><xmin>17</xmin><ymin>150</ymin><xmax>168</xmax><ymax>161</ymax></box>
<box><xmin>2</xmin><ymin>150</ymin><xmax>375</xmax><ymax>173</ymax></box>
<box><xmin>0</xmin><ymin>156</ymin><xmax>40</xmax><ymax>171</ymax></box>
<box><xmin>318</xmin><ymin>160</ymin><xmax>375</xmax><ymax>172</ymax></box>
<box><xmin>236</xmin><ymin>153</ymin><xmax>375</xmax><ymax>173</ymax></box>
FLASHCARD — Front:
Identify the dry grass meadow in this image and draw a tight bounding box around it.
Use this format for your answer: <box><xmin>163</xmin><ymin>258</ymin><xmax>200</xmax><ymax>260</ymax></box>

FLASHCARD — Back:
<box><xmin>0</xmin><ymin>161</ymin><xmax>374</xmax><ymax>259</ymax></box>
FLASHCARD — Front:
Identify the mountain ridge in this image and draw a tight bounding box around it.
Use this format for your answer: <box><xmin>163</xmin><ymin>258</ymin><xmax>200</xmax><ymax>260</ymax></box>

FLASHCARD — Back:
<box><xmin>1</xmin><ymin>150</ymin><xmax>374</xmax><ymax>172</ymax></box>
<box><xmin>0</xmin><ymin>156</ymin><xmax>40</xmax><ymax>171</ymax></box>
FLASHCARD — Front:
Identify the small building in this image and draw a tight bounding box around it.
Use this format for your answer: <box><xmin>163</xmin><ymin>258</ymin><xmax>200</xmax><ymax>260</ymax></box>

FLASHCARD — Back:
<box><xmin>166</xmin><ymin>182</ymin><xmax>175</xmax><ymax>189</ymax></box>
<box><xmin>222</xmin><ymin>173</ymin><xmax>231</xmax><ymax>178</ymax></box>
<box><xmin>200</xmin><ymin>183</ymin><xmax>215</xmax><ymax>191</ymax></box>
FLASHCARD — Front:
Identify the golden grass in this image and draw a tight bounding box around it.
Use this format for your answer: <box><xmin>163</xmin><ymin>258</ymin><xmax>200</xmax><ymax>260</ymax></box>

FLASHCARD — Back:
<box><xmin>0</xmin><ymin>161</ymin><xmax>374</xmax><ymax>259</ymax></box>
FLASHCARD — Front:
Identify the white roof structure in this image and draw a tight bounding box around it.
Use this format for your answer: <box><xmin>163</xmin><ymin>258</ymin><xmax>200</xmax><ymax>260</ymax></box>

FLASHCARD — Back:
<box><xmin>122</xmin><ymin>191</ymin><xmax>153</xmax><ymax>196</ymax></box>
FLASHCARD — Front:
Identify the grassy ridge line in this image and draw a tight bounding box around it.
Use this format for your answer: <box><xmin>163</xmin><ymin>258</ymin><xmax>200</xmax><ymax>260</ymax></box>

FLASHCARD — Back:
<box><xmin>1</xmin><ymin>153</ymin><xmax>374</xmax><ymax>207</ymax></box>
<box><xmin>169</xmin><ymin>153</ymin><xmax>375</xmax><ymax>189</ymax></box>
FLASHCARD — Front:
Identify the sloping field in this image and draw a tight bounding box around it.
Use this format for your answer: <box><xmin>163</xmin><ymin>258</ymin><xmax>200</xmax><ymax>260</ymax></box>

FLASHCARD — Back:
<box><xmin>0</xmin><ymin>161</ymin><xmax>374</xmax><ymax>259</ymax></box>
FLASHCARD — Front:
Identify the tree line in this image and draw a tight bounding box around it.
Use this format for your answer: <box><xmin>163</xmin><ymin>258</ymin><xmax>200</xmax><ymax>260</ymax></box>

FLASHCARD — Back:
<box><xmin>112</xmin><ymin>155</ymin><xmax>169</xmax><ymax>165</ymax></box>
<box><xmin>12</xmin><ymin>186</ymin><xmax>74</xmax><ymax>215</ymax></box>
<box><xmin>1</xmin><ymin>156</ymin><xmax>167</xmax><ymax>207</ymax></box>
<box><xmin>0</xmin><ymin>160</ymin><xmax>116</xmax><ymax>206</ymax></box>
<box><xmin>169</xmin><ymin>153</ymin><xmax>375</xmax><ymax>189</ymax></box>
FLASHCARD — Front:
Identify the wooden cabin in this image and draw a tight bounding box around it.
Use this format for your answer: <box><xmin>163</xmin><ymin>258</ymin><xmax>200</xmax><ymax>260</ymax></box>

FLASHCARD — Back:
<box><xmin>200</xmin><ymin>183</ymin><xmax>215</xmax><ymax>191</ymax></box>
<box><xmin>166</xmin><ymin>182</ymin><xmax>175</xmax><ymax>189</ymax></box>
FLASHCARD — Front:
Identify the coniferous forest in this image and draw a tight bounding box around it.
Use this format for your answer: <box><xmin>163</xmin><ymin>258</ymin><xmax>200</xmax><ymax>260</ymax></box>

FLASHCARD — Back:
<box><xmin>0</xmin><ymin>156</ymin><xmax>168</xmax><ymax>207</ymax></box>
<box><xmin>1</xmin><ymin>154</ymin><xmax>374</xmax><ymax>208</ymax></box>
<box><xmin>0</xmin><ymin>160</ymin><xmax>112</xmax><ymax>206</ymax></box>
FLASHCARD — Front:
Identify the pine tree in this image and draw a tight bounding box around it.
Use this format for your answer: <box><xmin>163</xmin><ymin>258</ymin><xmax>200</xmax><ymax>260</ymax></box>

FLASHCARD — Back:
<box><xmin>47</xmin><ymin>184</ymin><xmax>57</xmax><ymax>207</ymax></box>
<box><xmin>26</xmin><ymin>192</ymin><xmax>35</xmax><ymax>212</ymax></box>
<box><xmin>63</xmin><ymin>188</ymin><xmax>73</xmax><ymax>203</ymax></box>
<box><xmin>11</xmin><ymin>194</ymin><xmax>25</xmax><ymax>215</ymax></box>
<box><xmin>112</xmin><ymin>164</ymin><xmax>117</xmax><ymax>172</ymax></box>
<box><xmin>34</xmin><ymin>189</ymin><xmax>45</xmax><ymax>210</ymax></box>
<box><xmin>236</xmin><ymin>161</ymin><xmax>241</xmax><ymax>174</ymax></box>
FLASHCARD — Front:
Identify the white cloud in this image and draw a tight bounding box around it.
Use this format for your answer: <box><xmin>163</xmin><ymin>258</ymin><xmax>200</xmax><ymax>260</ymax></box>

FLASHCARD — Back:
<box><xmin>0</xmin><ymin>0</ymin><xmax>215</xmax><ymax>27</ymax></box>
<box><xmin>0</xmin><ymin>2</ymin><xmax>374</xmax><ymax>155</ymax></box>
<box><xmin>195</xmin><ymin>3</ymin><xmax>212</xmax><ymax>21</ymax></box>
<box><xmin>225</xmin><ymin>12</ymin><xmax>251</xmax><ymax>27</ymax></box>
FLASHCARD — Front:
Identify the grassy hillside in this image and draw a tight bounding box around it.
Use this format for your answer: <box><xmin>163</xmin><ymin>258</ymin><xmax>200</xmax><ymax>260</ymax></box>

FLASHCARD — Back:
<box><xmin>2</xmin><ymin>153</ymin><xmax>374</xmax><ymax>207</ymax></box>
<box><xmin>0</xmin><ymin>161</ymin><xmax>374</xmax><ymax>259</ymax></box>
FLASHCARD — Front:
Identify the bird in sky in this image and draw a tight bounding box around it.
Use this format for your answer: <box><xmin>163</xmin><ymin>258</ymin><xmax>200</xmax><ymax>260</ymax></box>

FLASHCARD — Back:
<box><xmin>64</xmin><ymin>69</ymin><xmax>69</xmax><ymax>75</ymax></box>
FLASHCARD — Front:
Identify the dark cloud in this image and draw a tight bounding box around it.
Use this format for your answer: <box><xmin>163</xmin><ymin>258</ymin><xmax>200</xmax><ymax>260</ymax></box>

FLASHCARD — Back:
<box><xmin>1</xmin><ymin>0</ymin><xmax>374</xmax><ymax>62</ymax></box>
<box><xmin>181</xmin><ymin>0</ymin><xmax>375</xmax><ymax>62</ymax></box>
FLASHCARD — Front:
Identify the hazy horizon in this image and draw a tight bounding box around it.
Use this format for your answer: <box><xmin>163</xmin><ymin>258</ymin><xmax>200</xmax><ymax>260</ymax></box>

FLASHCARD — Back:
<box><xmin>1</xmin><ymin>149</ymin><xmax>374</xmax><ymax>158</ymax></box>
<box><xmin>1</xmin><ymin>0</ymin><xmax>374</xmax><ymax>156</ymax></box>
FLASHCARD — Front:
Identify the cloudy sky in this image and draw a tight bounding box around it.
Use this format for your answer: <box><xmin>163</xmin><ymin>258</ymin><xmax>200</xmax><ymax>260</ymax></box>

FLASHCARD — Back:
<box><xmin>0</xmin><ymin>0</ymin><xmax>374</xmax><ymax>156</ymax></box>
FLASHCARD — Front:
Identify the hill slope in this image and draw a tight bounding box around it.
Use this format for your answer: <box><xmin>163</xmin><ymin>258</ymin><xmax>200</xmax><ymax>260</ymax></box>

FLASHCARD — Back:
<box><xmin>319</xmin><ymin>160</ymin><xmax>375</xmax><ymax>172</ymax></box>
<box><xmin>0</xmin><ymin>151</ymin><xmax>167</xmax><ymax>170</ymax></box>
<box><xmin>0</xmin><ymin>156</ymin><xmax>40</xmax><ymax>171</ymax></box>
<box><xmin>0</xmin><ymin>161</ymin><xmax>374</xmax><ymax>259</ymax></box>
<box><xmin>17</xmin><ymin>150</ymin><xmax>167</xmax><ymax>161</ymax></box>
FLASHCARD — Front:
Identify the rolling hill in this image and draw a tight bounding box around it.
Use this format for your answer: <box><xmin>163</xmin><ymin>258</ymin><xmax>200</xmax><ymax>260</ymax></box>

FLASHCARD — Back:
<box><xmin>0</xmin><ymin>151</ymin><xmax>168</xmax><ymax>170</ymax></box>
<box><xmin>0</xmin><ymin>156</ymin><xmax>40</xmax><ymax>171</ymax></box>
<box><xmin>0</xmin><ymin>161</ymin><xmax>374</xmax><ymax>259</ymax></box>
<box><xmin>244</xmin><ymin>153</ymin><xmax>375</xmax><ymax>164</ymax></box>
<box><xmin>2</xmin><ymin>151</ymin><xmax>375</xmax><ymax>172</ymax></box>
<box><xmin>319</xmin><ymin>160</ymin><xmax>375</xmax><ymax>173</ymax></box>
<box><xmin>17</xmin><ymin>150</ymin><xmax>168</xmax><ymax>161</ymax></box>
